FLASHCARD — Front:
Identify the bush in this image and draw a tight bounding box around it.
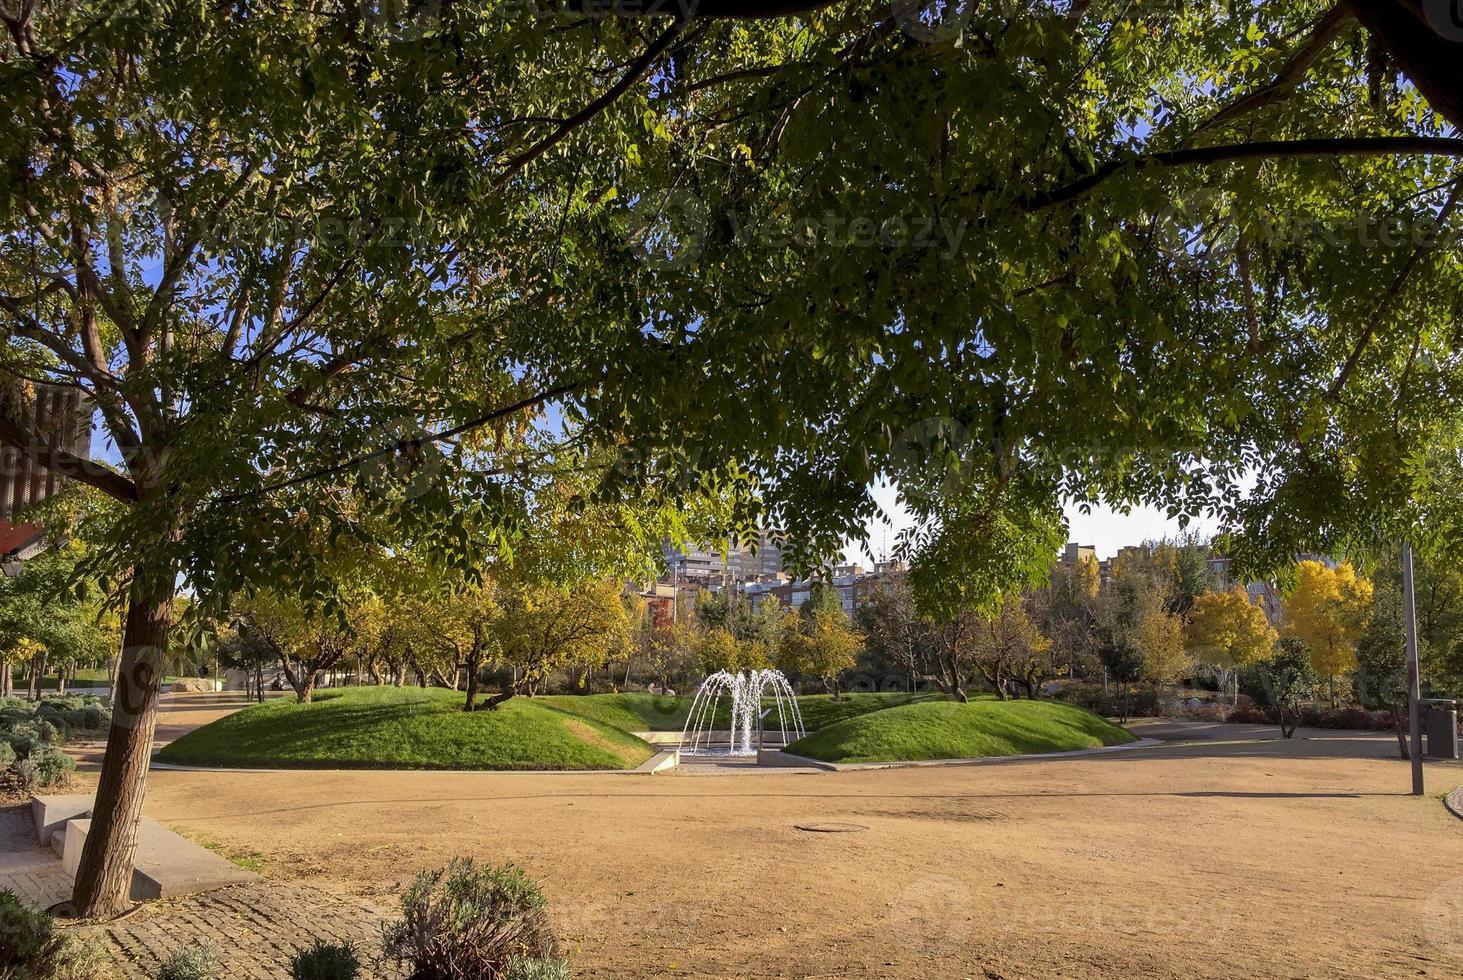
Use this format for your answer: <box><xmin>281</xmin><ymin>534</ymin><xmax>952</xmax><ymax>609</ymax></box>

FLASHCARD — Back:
<box><xmin>1226</xmin><ymin>705</ymin><xmax>1271</xmax><ymax>725</ymax></box>
<box><xmin>0</xmin><ymin>888</ymin><xmax>118</xmax><ymax>980</ymax></box>
<box><xmin>290</xmin><ymin>941</ymin><xmax>360</xmax><ymax>980</ymax></box>
<box><xmin>157</xmin><ymin>942</ymin><xmax>220</xmax><ymax>980</ymax></box>
<box><xmin>30</xmin><ymin>745</ymin><xmax>76</xmax><ymax>787</ymax></box>
<box><xmin>0</xmin><ymin>741</ymin><xmax>15</xmax><ymax>770</ymax></box>
<box><xmin>382</xmin><ymin>859</ymin><xmax>567</xmax><ymax>980</ymax></box>
<box><xmin>7</xmin><ymin>722</ymin><xmax>42</xmax><ymax>758</ymax></box>
<box><xmin>506</xmin><ymin>956</ymin><xmax>573</xmax><ymax>980</ymax></box>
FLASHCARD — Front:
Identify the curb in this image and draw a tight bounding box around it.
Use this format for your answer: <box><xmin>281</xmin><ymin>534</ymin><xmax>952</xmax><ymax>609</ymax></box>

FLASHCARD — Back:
<box><xmin>762</xmin><ymin>737</ymin><xmax>1165</xmax><ymax>772</ymax></box>
<box><xmin>1446</xmin><ymin>786</ymin><xmax>1463</xmax><ymax>822</ymax></box>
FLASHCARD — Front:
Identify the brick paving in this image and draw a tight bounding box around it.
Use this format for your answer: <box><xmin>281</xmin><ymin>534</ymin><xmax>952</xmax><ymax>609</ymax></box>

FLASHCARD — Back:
<box><xmin>75</xmin><ymin>880</ymin><xmax>407</xmax><ymax>979</ymax></box>
<box><xmin>3</xmin><ymin>804</ymin><xmax>404</xmax><ymax>979</ymax></box>
<box><xmin>0</xmin><ymin>804</ymin><xmax>72</xmax><ymax>909</ymax></box>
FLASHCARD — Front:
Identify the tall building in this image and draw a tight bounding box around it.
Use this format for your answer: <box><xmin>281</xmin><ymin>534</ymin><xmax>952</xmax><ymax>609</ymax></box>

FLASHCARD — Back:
<box><xmin>0</xmin><ymin>383</ymin><xmax>91</xmax><ymax>563</ymax></box>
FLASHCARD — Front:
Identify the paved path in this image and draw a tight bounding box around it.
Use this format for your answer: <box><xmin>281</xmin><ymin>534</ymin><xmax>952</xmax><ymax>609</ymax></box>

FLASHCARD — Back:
<box><xmin>74</xmin><ymin>881</ymin><xmax>405</xmax><ymax>979</ymax></box>
<box><xmin>0</xmin><ymin>804</ymin><xmax>70</xmax><ymax>909</ymax></box>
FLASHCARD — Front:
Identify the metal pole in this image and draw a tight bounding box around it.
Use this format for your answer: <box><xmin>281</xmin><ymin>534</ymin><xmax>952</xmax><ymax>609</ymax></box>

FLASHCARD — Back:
<box><xmin>1402</xmin><ymin>542</ymin><xmax>1424</xmax><ymax>795</ymax></box>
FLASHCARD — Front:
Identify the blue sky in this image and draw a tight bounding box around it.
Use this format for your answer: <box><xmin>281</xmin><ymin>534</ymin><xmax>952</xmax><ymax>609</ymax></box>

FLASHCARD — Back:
<box><xmin>844</xmin><ymin>481</ymin><xmax>1224</xmax><ymax>565</ymax></box>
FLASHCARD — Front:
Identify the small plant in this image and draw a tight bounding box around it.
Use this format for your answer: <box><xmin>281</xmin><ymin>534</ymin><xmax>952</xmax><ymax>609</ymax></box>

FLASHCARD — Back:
<box><xmin>0</xmin><ymin>740</ymin><xmax>15</xmax><ymax>770</ymax></box>
<box><xmin>0</xmin><ymin>888</ymin><xmax>118</xmax><ymax>980</ymax></box>
<box><xmin>157</xmin><ymin>941</ymin><xmax>220</xmax><ymax>980</ymax></box>
<box><xmin>30</xmin><ymin>745</ymin><xmax>76</xmax><ymax>786</ymax></box>
<box><xmin>291</xmin><ymin>940</ymin><xmax>361</xmax><ymax>980</ymax></box>
<box><xmin>382</xmin><ymin>859</ymin><xmax>569</xmax><ymax>980</ymax></box>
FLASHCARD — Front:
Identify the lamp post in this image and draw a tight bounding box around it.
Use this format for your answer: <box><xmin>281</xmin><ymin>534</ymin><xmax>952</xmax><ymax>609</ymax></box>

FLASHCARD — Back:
<box><xmin>1401</xmin><ymin>542</ymin><xmax>1424</xmax><ymax>795</ymax></box>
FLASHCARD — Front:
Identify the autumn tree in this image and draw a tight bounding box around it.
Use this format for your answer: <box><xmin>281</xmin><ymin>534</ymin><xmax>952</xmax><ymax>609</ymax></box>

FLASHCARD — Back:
<box><xmin>1029</xmin><ymin>555</ymin><xmax>1101</xmax><ymax>679</ymax></box>
<box><xmin>1187</xmin><ymin>588</ymin><xmax>1278</xmax><ymax>705</ymax></box>
<box><xmin>435</xmin><ymin>581</ymin><xmax>501</xmax><ymax>712</ymax></box>
<box><xmin>235</xmin><ymin>590</ymin><xmax>353</xmax><ymax>705</ymax></box>
<box><xmin>778</xmin><ymin>609</ymin><xmax>861</xmax><ymax>699</ymax></box>
<box><xmin>969</xmin><ymin>595</ymin><xmax>1053</xmax><ymax>701</ymax></box>
<box><xmin>1284</xmin><ymin>561</ymin><xmax>1373</xmax><ymax>706</ymax></box>
<box><xmin>487</xmin><ymin>580</ymin><xmax>630</xmax><ymax>706</ymax></box>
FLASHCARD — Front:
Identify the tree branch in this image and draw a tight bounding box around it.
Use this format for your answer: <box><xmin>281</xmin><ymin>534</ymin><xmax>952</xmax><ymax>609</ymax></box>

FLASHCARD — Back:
<box><xmin>0</xmin><ymin>415</ymin><xmax>138</xmax><ymax>502</ymax></box>
<box><xmin>1021</xmin><ymin>137</ymin><xmax>1463</xmax><ymax>211</ymax></box>
<box><xmin>1189</xmin><ymin>4</ymin><xmax>1354</xmax><ymax>140</ymax></box>
<box><xmin>1325</xmin><ymin>178</ymin><xmax>1463</xmax><ymax>401</ymax></box>
<box><xmin>219</xmin><ymin>381</ymin><xmax>581</xmax><ymax>502</ymax></box>
<box><xmin>493</xmin><ymin>18</ymin><xmax>692</xmax><ymax>189</ymax></box>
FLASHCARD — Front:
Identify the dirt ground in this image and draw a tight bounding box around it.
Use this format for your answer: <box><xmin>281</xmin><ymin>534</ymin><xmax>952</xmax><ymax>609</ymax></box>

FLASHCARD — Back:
<box><xmin>68</xmin><ymin>697</ymin><xmax>1463</xmax><ymax>979</ymax></box>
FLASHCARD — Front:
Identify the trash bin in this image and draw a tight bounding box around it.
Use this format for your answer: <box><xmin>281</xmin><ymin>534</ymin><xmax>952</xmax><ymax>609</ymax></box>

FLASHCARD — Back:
<box><xmin>1422</xmin><ymin>699</ymin><xmax>1459</xmax><ymax>759</ymax></box>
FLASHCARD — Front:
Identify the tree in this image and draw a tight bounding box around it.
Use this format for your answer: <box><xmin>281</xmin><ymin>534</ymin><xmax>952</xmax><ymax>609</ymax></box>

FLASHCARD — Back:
<box><xmin>1099</xmin><ymin>639</ymin><xmax>1146</xmax><ymax>724</ymax></box>
<box><xmin>436</xmin><ymin>580</ymin><xmax>501</xmax><ymax>712</ymax></box>
<box><xmin>1030</xmin><ymin>555</ymin><xmax>1101</xmax><ymax>680</ymax></box>
<box><xmin>778</xmin><ymin>609</ymin><xmax>861</xmax><ymax>698</ymax></box>
<box><xmin>1097</xmin><ymin>564</ymin><xmax>1189</xmax><ymax>692</ymax></box>
<box><xmin>967</xmin><ymin>596</ymin><xmax>1053</xmax><ymax>700</ymax></box>
<box><xmin>1283</xmin><ymin>561</ymin><xmax>1373</xmax><ymax>706</ymax></box>
<box><xmin>1187</xmin><ymin>588</ymin><xmax>1278</xmax><ymax>705</ymax></box>
<box><xmin>8</xmin><ymin>0</ymin><xmax>1463</xmax><ymax>918</ymax></box>
<box><xmin>1355</xmin><ymin>581</ymin><xmax>1416</xmax><ymax>758</ymax></box>
<box><xmin>861</xmin><ymin>572</ymin><xmax>938</xmax><ymax>691</ymax></box>
<box><xmin>236</xmin><ymin>589</ymin><xmax>353</xmax><ymax>705</ymax></box>
<box><xmin>694</xmin><ymin>626</ymin><xmax>769</xmax><ymax>676</ymax></box>
<box><xmin>1260</xmin><ymin>638</ymin><xmax>1319</xmax><ymax>739</ymax></box>
<box><xmin>488</xmin><ymin>580</ymin><xmax>630</xmax><ymax>707</ymax></box>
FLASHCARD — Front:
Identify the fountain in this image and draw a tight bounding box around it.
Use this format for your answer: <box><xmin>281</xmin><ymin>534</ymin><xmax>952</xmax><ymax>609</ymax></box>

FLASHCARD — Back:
<box><xmin>678</xmin><ymin>669</ymin><xmax>806</xmax><ymax>757</ymax></box>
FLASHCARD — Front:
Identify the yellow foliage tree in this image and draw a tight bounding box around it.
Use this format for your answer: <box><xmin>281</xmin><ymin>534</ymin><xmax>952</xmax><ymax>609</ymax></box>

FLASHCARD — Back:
<box><xmin>1186</xmin><ymin>587</ymin><xmax>1277</xmax><ymax>705</ymax></box>
<box><xmin>694</xmin><ymin>626</ymin><xmax>769</xmax><ymax>675</ymax></box>
<box><xmin>1283</xmin><ymin>560</ymin><xmax>1372</xmax><ymax>706</ymax></box>
<box><xmin>777</xmin><ymin>610</ymin><xmax>862</xmax><ymax>698</ymax></box>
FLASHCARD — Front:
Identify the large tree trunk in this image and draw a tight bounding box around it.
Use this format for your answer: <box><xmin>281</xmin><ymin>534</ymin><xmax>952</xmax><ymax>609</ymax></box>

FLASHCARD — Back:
<box><xmin>71</xmin><ymin>572</ymin><xmax>176</xmax><ymax>918</ymax></box>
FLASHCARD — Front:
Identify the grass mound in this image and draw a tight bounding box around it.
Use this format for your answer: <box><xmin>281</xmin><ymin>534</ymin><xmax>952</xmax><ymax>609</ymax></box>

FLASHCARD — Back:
<box><xmin>786</xmin><ymin>699</ymin><xmax>1136</xmax><ymax>764</ymax></box>
<box><xmin>534</xmin><ymin>693</ymin><xmax>704</xmax><ymax>732</ymax></box>
<box><xmin>536</xmin><ymin>690</ymin><xmax>943</xmax><ymax>733</ymax></box>
<box><xmin>157</xmin><ymin>687</ymin><xmax>654</xmax><ymax>771</ymax></box>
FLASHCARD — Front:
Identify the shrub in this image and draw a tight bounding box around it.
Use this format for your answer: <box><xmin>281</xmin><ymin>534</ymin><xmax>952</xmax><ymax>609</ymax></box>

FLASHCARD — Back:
<box><xmin>30</xmin><ymin>745</ymin><xmax>76</xmax><ymax>787</ymax></box>
<box><xmin>1227</xmin><ymin>706</ymin><xmax>1272</xmax><ymax>725</ymax></box>
<box><xmin>382</xmin><ymin>859</ymin><xmax>566</xmax><ymax>980</ymax></box>
<box><xmin>506</xmin><ymin>955</ymin><xmax>573</xmax><ymax>980</ymax></box>
<box><xmin>0</xmin><ymin>888</ymin><xmax>118</xmax><ymax>980</ymax></box>
<box><xmin>0</xmin><ymin>741</ymin><xmax>15</xmax><ymax>770</ymax></box>
<box><xmin>157</xmin><ymin>942</ymin><xmax>220</xmax><ymax>980</ymax></box>
<box><xmin>290</xmin><ymin>941</ymin><xmax>360</xmax><ymax>980</ymax></box>
<box><xmin>7</xmin><ymin>722</ymin><xmax>42</xmax><ymax>758</ymax></box>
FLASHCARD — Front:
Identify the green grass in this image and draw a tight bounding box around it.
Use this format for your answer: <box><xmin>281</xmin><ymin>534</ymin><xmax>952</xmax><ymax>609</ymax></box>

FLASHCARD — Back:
<box><xmin>785</xmin><ymin>698</ymin><xmax>1136</xmax><ymax>764</ymax></box>
<box><xmin>536</xmin><ymin>690</ymin><xmax>944</xmax><ymax>733</ymax></box>
<box><xmin>157</xmin><ymin>686</ymin><xmax>655</xmax><ymax>771</ymax></box>
<box><xmin>535</xmin><ymin>692</ymin><xmax>708</xmax><ymax>732</ymax></box>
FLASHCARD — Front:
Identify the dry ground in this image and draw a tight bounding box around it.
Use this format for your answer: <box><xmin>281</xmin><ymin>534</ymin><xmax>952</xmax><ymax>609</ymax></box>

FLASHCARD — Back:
<box><xmin>64</xmin><ymin>696</ymin><xmax>1463</xmax><ymax>979</ymax></box>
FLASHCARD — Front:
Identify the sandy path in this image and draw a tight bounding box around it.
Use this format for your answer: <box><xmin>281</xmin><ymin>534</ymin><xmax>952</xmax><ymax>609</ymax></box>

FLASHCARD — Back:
<box><xmin>76</xmin><ymin>702</ymin><xmax>1463</xmax><ymax>980</ymax></box>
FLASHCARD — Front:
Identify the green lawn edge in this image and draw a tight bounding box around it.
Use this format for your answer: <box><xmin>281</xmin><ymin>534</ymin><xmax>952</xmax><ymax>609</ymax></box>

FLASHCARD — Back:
<box><xmin>785</xmin><ymin>699</ymin><xmax>1136</xmax><ymax>764</ymax></box>
<box><xmin>157</xmin><ymin>686</ymin><xmax>655</xmax><ymax>771</ymax></box>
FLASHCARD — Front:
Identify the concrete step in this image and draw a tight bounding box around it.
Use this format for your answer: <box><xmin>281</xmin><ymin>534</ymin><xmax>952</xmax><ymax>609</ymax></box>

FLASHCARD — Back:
<box><xmin>31</xmin><ymin>794</ymin><xmax>94</xmax><ymax>842</ymax></box>
<box><xmin>61</xmin><ymin>817</ymin><xmax>258</xmax><ymax>901</ymax></box>
<box><xmin>50</xmin><ymin>829</ymin><xmax>65</xmax><ymax>858</ymax></box>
